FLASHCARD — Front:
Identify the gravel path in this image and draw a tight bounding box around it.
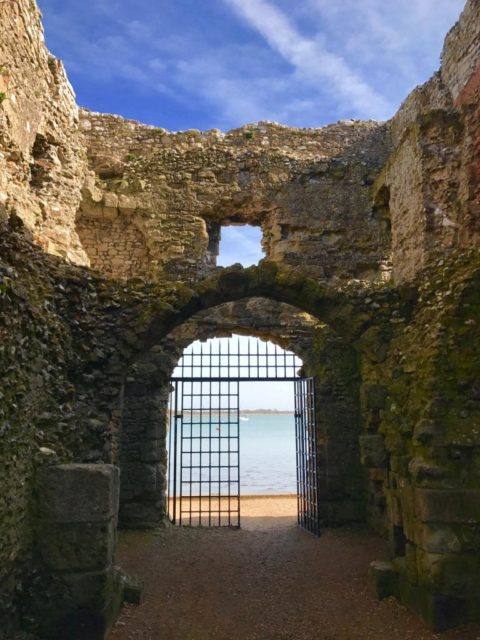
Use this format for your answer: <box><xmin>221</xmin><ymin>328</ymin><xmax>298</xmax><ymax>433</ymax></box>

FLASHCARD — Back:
<box><xmin>110</xmin><ymin>497</ymin><xmax>480</xmax><ymax>640</ymax></box>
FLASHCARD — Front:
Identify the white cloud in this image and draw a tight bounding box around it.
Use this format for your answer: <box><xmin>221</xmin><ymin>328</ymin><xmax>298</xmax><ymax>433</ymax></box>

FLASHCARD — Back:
<box><xmin>223</xmin><ymin>0</ymin><xmax>394</xmax><ymax>119</ymax></box>
<box><xmin>306</xmin><ymin>0</ymin><xmax>465</xmax><ymax>92</ymax></box>
<box><xmin>38</xmin><ymin>0</ymin><xmax>465</xmax><ymax>129</ymax></box>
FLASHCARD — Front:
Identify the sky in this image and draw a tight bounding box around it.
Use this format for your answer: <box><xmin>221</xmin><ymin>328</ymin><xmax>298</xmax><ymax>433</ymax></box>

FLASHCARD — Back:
<box><xmin>37</xmin><ymin>0</ymin><xmax>465</xmax><ymax>132</ymax></box>
<box><xmin>173</xmin><ymin>335</ymin><xmax>299</xmax><ymax>410</ymax></box>
<box><xmin>217</xmin><ymin>226</ymin><xmax>264</xmax><ymax>267</ymax></box>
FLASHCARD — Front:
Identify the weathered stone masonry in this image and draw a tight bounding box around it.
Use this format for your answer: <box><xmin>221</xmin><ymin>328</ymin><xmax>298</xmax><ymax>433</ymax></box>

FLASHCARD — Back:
<box><xmin>2</xmin><ymin>0</ymin><xmax>480</xmax><ymax>636</ymax></box>
<box><xmin>77</xmin><ymin>114</ymin><xmax>392</xmax><ymax>284</ymax></box>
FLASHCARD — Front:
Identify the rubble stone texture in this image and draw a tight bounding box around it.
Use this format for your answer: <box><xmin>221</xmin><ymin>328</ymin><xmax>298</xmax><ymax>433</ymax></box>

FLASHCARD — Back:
<box><xmin>1</xmin><ymin>0</ymin><xmax>480</xmax><ymax>636</ymax></box>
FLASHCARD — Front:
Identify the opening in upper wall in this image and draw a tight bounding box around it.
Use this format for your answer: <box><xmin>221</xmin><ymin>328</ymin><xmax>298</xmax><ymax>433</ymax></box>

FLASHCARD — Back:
<box><xmin>372</xmin><ymin>185</ymin><xmax>391</xmax><ymax>241</ymax></box>
<box><xmin>214</xmin><ymin>224</ymin><xmax>265</xmax><ymax>268</ymax></box>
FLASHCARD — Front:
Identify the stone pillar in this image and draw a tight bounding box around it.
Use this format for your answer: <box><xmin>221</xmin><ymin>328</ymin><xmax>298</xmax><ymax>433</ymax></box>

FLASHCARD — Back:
<box><xmin>390</xmin><ymin>488</ymin><xmax>480</xmax><ymax>630</ymax></box>
<box><xmin>119</xmin><ymin>380</ymin><xmax>169</xmax><ymax>528</ymax></box>
<box><xmin>306</xmin><ymin>328</ymin><xmax>365</xmax><ymax>526</ymax></box>
<box><xmin>35</xmin><ymin>464</ymin><xmax>123</xmax><ymax>640</ymax></box>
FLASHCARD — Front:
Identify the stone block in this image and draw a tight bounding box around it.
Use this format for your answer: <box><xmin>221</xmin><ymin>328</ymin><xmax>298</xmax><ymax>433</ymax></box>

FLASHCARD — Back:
<box><xmin>365</xmin><ymin>384</ymin><xmax>389</xmax><ymax>409</ymax></box>
<box><xmin>121</xmin><ymin>573</ymin><xmax>145</xmax><ymax>604</ymax></box>
<box><xmin>416</xmin><ymin>548</ymin><xmax>480</xmax><ymax>595</ymax></box>
<box><xmin>37</xmin><ymin>520</ymin><xmax>116</xmax><ymax>572</ymax></box>
<box><xmin>118</xmin><ymin>194</ymin><xmax>137</xmax><ymax>212</ymax></box>
<box><xmin>359</xmin><ymin>434</ymin><xmax>388</xmax><ymax>468</ymax></box>
<box><xmin>415</xmin><ymin>489</ymin><xmax>480</xmax><ymax>524</ymax></box>
<box><xmin>397</xmin><ymin>572</ymin><xmax>468</xmax><ymax>632</ymax></box>
<box><xmin>37</xmin><ymin>464</ymin><xmax>120</xmax><ymax>523</ymax></box>
<box><xmin>60</xmin><ymin>566</ymin><xmax>124</xmax><ymax>640</ymax></box>
<box><xmin>79</xmin><ymin>203</ymin><xmax>103</xmax><ymax>219</ymax></box>
<box><xmin>102</xmin><ymin>207</ymin><xmax>118</xmax><ymax>220</ymax></box>
<box><xmin>103</xmin><ymin>192</ymin><xmax>118</xmax><ymax>209</ymax></box>
<box><xmin>418</xmin><ymin>524</ymin><xmax>462</xmax><ymax>554</ymax></box>
<box><xmin>423</xmin><ymin>595</ymin><xmax>468</xmax><ymax>632</ymax></box>
<box><xmin>369</xmin><ymin>560</ymin><xmax>398</xmax><ymax>599</ymax></box>
<box><xmin>119</xmin><ymin>500</ymin><xmax>165</xmax><ymax>528</ymax></box>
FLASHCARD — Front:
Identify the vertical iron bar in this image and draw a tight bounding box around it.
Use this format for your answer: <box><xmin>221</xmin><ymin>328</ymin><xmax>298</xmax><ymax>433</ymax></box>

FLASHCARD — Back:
<box><xmin>199</xmin><ymin>342</ymin><xmax>203</xmax><ymax>526</ymax></box>
<box><xmin>171</xmin><ymin>382</ymin><xmax>178</xmax><ymax>524</ymax></box>
<box><xmin>218</xmin><ymin>340</ymin><xmax>222</xmax><ymax>526</ymax></box>
<box><xmin>189</xmin><ymin>381</ymin><xmax>193</xmax><ymax>527</ymax></box>
<box><xmin>236</xmin><ymin>380</ymin><xmax>240</xmax><ymax>528</ymax></box>
<box><xmin>301</xmin><ymin>378</ymin><xmax>307</xmax><ymax>529</ymax></box>
<box><xmin>208</xmin><ymin>341</ymin><xmax>212</xmax><ymax>526</ymax></box>
<box><xmin>167</xmin><ymin>382</ymin><xmax>175</xmax><ymax>524</ymax></box>
<box><xmin>294</xmin><ymin>379</ymin><xmax>300</xmax><ymax>526</ymax></box>
<box><xmin>227</xmin><ymin>340</ymin><xmax>231</xmax><ymax>526</ymax></box>
<box><xmin>179</xmin><ymin>382</ymin><xmax>184</xmax><ymax>526</ymax></box>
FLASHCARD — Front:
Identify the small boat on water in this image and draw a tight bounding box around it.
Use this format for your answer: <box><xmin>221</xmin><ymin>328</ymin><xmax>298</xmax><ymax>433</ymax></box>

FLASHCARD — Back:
<box><xmin>240</xmin><ymin>416</ymin><xmax>249</xmax><ymax>422</ymax></box>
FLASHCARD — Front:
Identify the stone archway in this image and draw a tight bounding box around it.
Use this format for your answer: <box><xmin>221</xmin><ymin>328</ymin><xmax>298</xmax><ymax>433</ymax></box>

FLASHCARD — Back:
<box><xmin>118</xmin><ymin>297</ymin><xmax>365</xmax><ymax>531</ymax></box>
<box><xmin>136</xmin><ymin>262</ymin><xmax>402</xmax><ymax>361</ymax></box>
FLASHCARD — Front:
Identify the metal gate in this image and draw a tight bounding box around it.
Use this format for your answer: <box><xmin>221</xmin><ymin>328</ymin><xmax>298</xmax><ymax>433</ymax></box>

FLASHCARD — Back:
<box><xmin>294</xmin><ymin>377</ymin><xmax>320</xmax><ymax>536</ymax></box>
<box><xmin>167</xmin><ymin>337</ymin><xmax>320</xmax><ymax>535</ymax></box>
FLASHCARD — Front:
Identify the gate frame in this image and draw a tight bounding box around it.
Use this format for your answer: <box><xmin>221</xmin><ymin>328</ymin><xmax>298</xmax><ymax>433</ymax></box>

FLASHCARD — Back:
<box><xmin>167</xmin><ymin>338</ymin><xmax>320</xmax><ymax>535</ymax></box>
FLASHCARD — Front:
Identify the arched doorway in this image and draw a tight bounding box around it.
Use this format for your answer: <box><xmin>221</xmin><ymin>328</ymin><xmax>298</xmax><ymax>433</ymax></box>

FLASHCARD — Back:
<box><xmin>167</xmin><ymin>335</ymin><xmax>319</xmax><ymax>535</ymax></box>
<box><xmin>118</xmin><ymin>292</ymin><xmax>366</xmax><ymax>533</ymax></box>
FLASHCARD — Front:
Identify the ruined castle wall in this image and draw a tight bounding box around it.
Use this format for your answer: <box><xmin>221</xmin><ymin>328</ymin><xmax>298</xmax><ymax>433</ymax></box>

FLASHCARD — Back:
<box><xmin>441</xmin><ymin>0</ymin><xmax>480</xmax><ymax>103</ymax></box>
<box><xmin>78</xmin><ymin>112</ymin><xmax>392</xmax><ymax>284</ymax></box>
<box><xmin>0</xmin><ymin>0</ymin><xmax>88</xmax><ymax>264</ymax></box>
<box><xmin>381</xmin><ymin>0</ymin><xmax>480</xmax><ymax>283</ymax></box>
<box><xmin>3</xmin><ymin>0</ymin><xmax>480</xmax><ymax>633</ymax></box>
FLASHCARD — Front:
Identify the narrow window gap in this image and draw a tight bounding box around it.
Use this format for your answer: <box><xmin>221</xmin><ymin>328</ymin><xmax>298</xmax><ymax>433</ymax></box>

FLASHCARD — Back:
<box><xmin>216</xmin><ymin>224</ymin><xmax>265</xmax><ymax>267</ymax></box>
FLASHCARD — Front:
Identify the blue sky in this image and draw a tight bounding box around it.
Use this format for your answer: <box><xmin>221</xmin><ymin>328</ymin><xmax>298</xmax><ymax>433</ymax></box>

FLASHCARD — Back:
<box><xmin>173</xmin><ymin>335</ymin><xmax>299</xmax><ymax>410</ymax></box>
<box><xmin>217</xmin><ymin>227</ymin><xmax>264</xmax><ymax>267</ymax></box>
<box><xmin>37</xmin><ymin>0</ymin><xmax>465</xmax><ymax>132</ymax></box>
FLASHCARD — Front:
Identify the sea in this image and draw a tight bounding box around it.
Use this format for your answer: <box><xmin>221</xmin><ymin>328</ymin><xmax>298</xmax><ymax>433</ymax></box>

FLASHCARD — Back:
<box><xmin>168</xmin><ymin>413</ymin><xmax>297</xmax><ymax>496</ymax></box>
<box><xmin>240</xmin><ymin>413</ymin><xmax>296</xmax><ymax>494</ymax></box>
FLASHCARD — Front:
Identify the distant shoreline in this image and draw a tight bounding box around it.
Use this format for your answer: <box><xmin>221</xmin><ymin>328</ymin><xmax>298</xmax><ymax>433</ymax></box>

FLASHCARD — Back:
<box><xmin>177</xmin><ymin>410</ymin><xmax>294</xmax><ymax>416</ymax></box>
<box><xmin>241</xmin><ymin>409</ymin><xmax>293</xmax><ymax>415</ymax></box>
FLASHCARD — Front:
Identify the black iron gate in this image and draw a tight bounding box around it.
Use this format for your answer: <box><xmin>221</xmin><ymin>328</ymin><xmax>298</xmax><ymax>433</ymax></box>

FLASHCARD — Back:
<box><xmin>168</xmin><ymin>338</ymin><xmax>320</xmax><ymax>535</ymax></box>
<box><xmin>168</xmin><ymin>379</ymin><xmax>240</xmax><ymax>527</ymax></box>
<box><xmin>294</xmin><ymin>377</ymin><xmax>320</xmax><ymax>536</ymax></box>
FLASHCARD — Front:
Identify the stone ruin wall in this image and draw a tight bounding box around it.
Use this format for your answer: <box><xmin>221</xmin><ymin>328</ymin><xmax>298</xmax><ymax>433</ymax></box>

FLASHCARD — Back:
<box><xmin>1</xmin><ymin>0</ymin><xmax>480</xmax><ymax>634</ymax></box>
<box><xmin>78</xmin><ymin>113</ymin><xmax>392</xmax><ymax>284</ymax></box>
<box><xmin>0</xmin><ymin>0</ymin><xmax>88</xmax><ymax>264</ymax></box>
<box><xmin>378</xmin><ymin>0</ymin><xmax>480</xmax><ymax>281</ymax></box>
<box><xmin>2</xmin><ymin>0</ymin><xmax>480</xmax><ymax>289</ymax></box>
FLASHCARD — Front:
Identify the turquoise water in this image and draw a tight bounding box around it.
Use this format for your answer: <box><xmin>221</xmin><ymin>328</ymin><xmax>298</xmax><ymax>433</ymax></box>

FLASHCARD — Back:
<box><xmin>167</xmin><ymin>413</ymin><xmax>297</xmax><ymax>496</ymax></box>
<box><xmin>240</xmin><ymin>413</ymin><xmax>296</xmax><ymax>494</ymax></box>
